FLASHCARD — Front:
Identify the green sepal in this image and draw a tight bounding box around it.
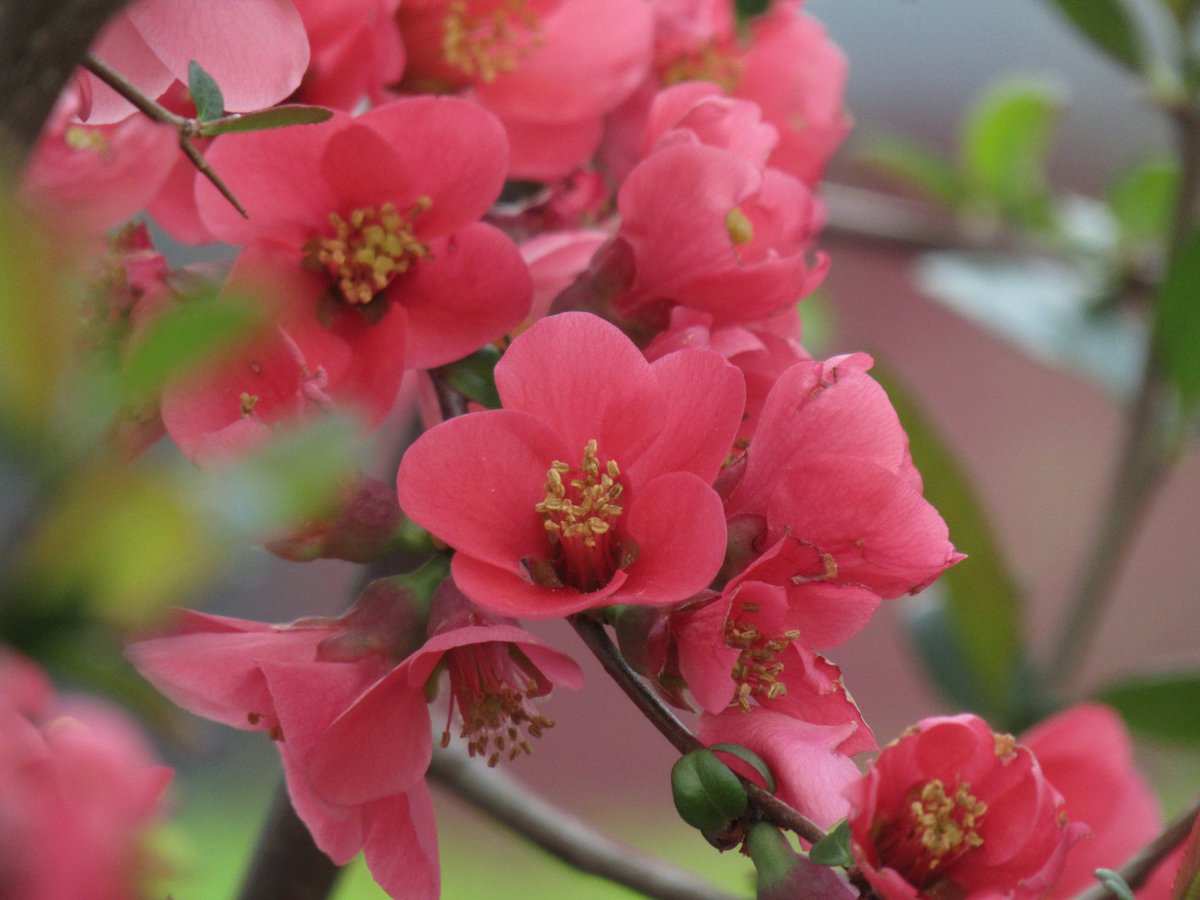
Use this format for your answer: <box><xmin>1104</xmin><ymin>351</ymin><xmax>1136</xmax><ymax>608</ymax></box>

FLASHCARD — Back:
<box><xmin>808</xmin><ymin>820</ymin><xmax>854</xmax><ymax>869</ymax></box>
<box><xmin>708</xmin><ymin>742</ymin><xmax>776</xmax><ymax>793</ymax></box>
<box><xmin>670</xmin><ymin>749</ymin><xmax>748</xmax><ymax>833</ymax></box>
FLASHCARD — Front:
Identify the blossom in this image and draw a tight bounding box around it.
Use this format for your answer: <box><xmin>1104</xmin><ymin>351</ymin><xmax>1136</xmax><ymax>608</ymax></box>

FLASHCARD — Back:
<box><xmin>164</xmin><ymin>97</ymin><xmax>531</xmax><ymax>460</ymax></box>
<box><xmin>0</xmin><ymin>651</ymin><xmax>172</xmax><ymax>900</ymax></box>
<box><xmin>80</xmin><ymin>0</ymin><xmax>310</xmax><ymax>124</ymax></box>
<box><xmin>291</xmin><ymin>0</ymin><xmax>406</xmax><ymax>110</ymax></box>
<box><xmin>397</xmin><ymin>311</ymin><xmax>745</xmax><ymax>618</ymax></box>
<box><xmin>846</xmin><ymin>714</ymin><xmax>1083</xmax><ymax>899</ymax></box>
<box><xmin>127</xmin><ymin>584</ymin><xmax>581</xmax><ymax>898</ymax></box>
<box><xmin>722</xmin><ymin>354</ymin><xmax>960</xmax><ymax>602</ymax></box>
<box><xmin>1025</xmin><ymin>704</ymin><xmax>1178</xmax><ymax>898</ymax></box>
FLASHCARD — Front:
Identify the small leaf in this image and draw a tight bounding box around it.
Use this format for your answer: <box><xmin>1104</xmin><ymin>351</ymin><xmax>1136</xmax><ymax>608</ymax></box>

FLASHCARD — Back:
<box><xmin>808</xmin><ymin>821</ymin><xmax>854</xmax><ymax>869</ymax></box>
<box><xmin>709</xmin><ymin>743</ymin><xmax>777</xmax><ymax>793</ymax></box>
<box><xmin>1094</xmin><ymin>868</ymin><xmax>1136</xmax><ymax>900</ymax></box>
<box><xmin>962</xmin><ymin>78</ymin><xmax>1065</xmax><ymax>221</ymax></box>
<box><xmin>1043</xmin><ymin>0</ymin><xmax>1144</xmax><ymax>72</ymax></box>
<box><xmin>438</xmin><ymin>346</ymin><xmax>503</xmax><ymax>409</ymax></box>
<box><xmin>119</xmin><ymin>293</ymin><xmax>261</xmax><ymax>402</ymax></box>
<box><xmin>1095</xmin><ymin>672</ymin><xmax>1200</xmax><ymax>745</ymax></box>
<box><xmin>671</xmin><ymin>749</ymin><xmax>748</xmax><ymax>833</ymax></box>
<box><xmin>1107</xmin><ymin>158</ymin><xmax>1179</xmax><ymax>248</ymax></box>
<box><xmin>1153</xmin><ymin>228</ymin><xmax>1200</xmax><ymax>408</ymax></box>
<box><xmin>188</xmin><ymin>61</ymin><xmax>225</xmax><ymax>122</ymax></box>
<box><xmin>197</xmin><ymin>105</ymin><xmax>335</xmax><ymax>137</ymax></box>
<box><xmin>857</xmin><ymin>134</ymin><xmax>964</xmax><ymax>208</ymax></box>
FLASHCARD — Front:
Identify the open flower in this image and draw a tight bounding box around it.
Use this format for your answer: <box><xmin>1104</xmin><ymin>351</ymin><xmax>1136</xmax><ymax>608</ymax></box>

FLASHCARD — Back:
<box><xmin>397</xmin><ymin>311</ymin><xmax>745</xmax><ymax>618</ymax></box>
<box><xmin>846</xmin><ymin>714</ymin><xmax>1084</xmax><ymax>899</ymax></box>
<box><xmin>164</xmin><ymin>97</ymin><xmax>531</xmax><ymax>460</ymax></box>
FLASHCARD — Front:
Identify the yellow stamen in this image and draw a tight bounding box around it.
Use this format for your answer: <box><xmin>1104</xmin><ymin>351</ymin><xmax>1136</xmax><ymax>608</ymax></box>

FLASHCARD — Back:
<box><xmin>443</xmin><ymin>0</ymin><xmax>543</xmax><ymax>83</ymax></box>
<box><xmin>659</xmin><ymin>43</ymin><xmax>743</xmax><ymax>92</ymax></box>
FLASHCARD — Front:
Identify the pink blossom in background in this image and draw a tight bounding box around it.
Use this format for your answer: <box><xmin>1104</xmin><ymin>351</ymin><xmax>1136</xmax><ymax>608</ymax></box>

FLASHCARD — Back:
<box><xmin>846</xmin><ymin>714</ymin><xmax>1084</xmax><ymax>899</ymax></box>
<box><xmin>164</xmin><ymin>97</ymin><xmax>531</xmax><ymax>460</ymax></box>
<box><xmin>0</xmin><ymin>651</ymin><xmax>172</xmax><ymax>900</ymax></box>
<box><xmin>80</xmin><ymin>0</ymin><xmax>311</xmax><ymax>125</ymax></box>
<box><xmin>292</xmin><ymin>0</ymin><xmax>405</xmax><ymax>109</ymax></box>
<box><xmin>518</xmin><ymin>229</ymin><xmax>610</xmax><ymax>325</ymax></box>
<box><xmin>397</xmin><ymin>312</ymin><xmax>744</xmax><ymax>619</ymax></box>
<box><xmin>1026</xmin><ymin>704</ymin><xmax>1179</xmax><ymax>898</ymax></box>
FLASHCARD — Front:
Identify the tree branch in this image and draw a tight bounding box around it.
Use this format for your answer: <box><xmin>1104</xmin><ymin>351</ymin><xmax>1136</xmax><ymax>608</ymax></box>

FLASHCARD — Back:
<box><xmin>428</xmin><ymin>742</ymin><xmax>741</xmax><ymax>900</ymax></box>
<box><xmin>0</xmin><ymin>0</ymin><xmax>130</xmax><ymax>170</ymax></box>
<box><xmin>569</xmin><ymin>614</ymin><xmax>827</xmax><ymax>847</ymax></box>
<box><xmin>235</xmin><ymin>783</ymin><xmax>341</xmax><ymax>900</ymax></box>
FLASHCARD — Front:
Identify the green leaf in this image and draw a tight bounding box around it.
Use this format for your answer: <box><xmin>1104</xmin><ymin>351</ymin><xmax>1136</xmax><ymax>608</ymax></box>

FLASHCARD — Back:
<box><xmin>197</xmin><ymin>105</ymin><xmax>335</xmax><ymax>136</ymax></box>
<box><xmin>188</xmin><ymin>61</ymin><xmax>225</xmax><ymax>122</ymax></box>
<box><xmin>1094</xmin><ymin>868</ymin><xmax>1136</xmax><ymax>900</ymax></box>
<box><xmin>857</xmin><ymin>134</ymin><xmax>964</xmax><ymax>208</ymax></box>
<box><xmin>438</xmin><ymin>345</ymin><xmax>503</xmax><ymax>409</ymax></box>
<box><xmin>961</xmin><ymin>78</ymin><xmax>1065</xmax><ymax>221</ymax></box>
<box><xmin>1153</xmin><ymin>228</ymin><xmax>1200</xmax><ymax>408</ymax></box>
<box><xmin>875</xmin><ymin>367</ymin><xmax>1026</xmax><ymax>722</ymax></box>
<box><xmin>670</xmin><ymin>749</ymin><xmax>748</xmax><ymax>833</ymax></box>
<box><xmin>746</xmin><ymin>823</ymin><xmax>858</xmax><ymax>900</ymax></box>
<box><xmin>1107</xmin><ymin>158</ymin><xmax>1179</xmax><ymax>248</ymax></box>
<box><xmin>708</xmin><ymin>743</ymin><xmax>776</xmax><ymax>793</ymax></box>
<box><xmin>808</xmin><ymin>821</ymin><xmax>854</xmax><ymax>869</ymax></box>
<box><xmin>1043</xmin><ymin>0</ymin><xmax>1144</xmax><ymax>71</ymax></box>
<box><xmin>1095</xmin><ymin>672</ymin><xmax>1200</xmax><ymax>745</ymax></box>
<box><xmin>119</xmin><ymin>293</ymin><xmax>261</xmax><ymax>402</ymax></box>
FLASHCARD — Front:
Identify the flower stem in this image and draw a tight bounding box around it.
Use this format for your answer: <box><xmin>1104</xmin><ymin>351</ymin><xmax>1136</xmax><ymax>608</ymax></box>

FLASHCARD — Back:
<box><xmin>568</xmin><ymin>614</ymin><xmax>827</xmax><ymax>846</ymax></box>
<box><xmin>428</xmin><ymin>742</ymin><xmax>741</xmax><ymax>900</ymax></box>
<box><xmin>1073</xmin><ymin>795</ymin><xmax>1200</xmax><ymax>899</ymax></box>
<box><xmin>80</xmin><ymin>53</ymin><xmax>248</xmax><ymax>217</ymax></box>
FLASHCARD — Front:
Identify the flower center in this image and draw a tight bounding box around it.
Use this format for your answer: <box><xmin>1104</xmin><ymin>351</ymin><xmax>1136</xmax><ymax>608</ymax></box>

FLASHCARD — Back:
<box><xmin>304</xmin><ymin>199</ymin><xmax>430</xmax><ymax>306</ymax></box>
<box><xmin>442</xmin><ymin>0</ymin><xmax>543</xmax><ymax>83</ymax></box>
<box><xmin>441</xmin><ymin>642</ymin><xmax>554</xmax><ymax>766</ymax></box>
<box><xmin>874</xmin><ymin>779</ymin><xmax>987</xmax><ymax>890</ymax></box>
<box><xmin>725</xmin><ymin>606</ymin><xmax>800</xmax><ymax>712</ymax></box>
<box><xmin>534</xmin><ymin>439</ymin><xmax>626</xmax><ymax>593</ymax></box>
<box><xmin>659</xmin><ymin>43</ymin><xmax>743</xmax><ymax>92</ymax></box>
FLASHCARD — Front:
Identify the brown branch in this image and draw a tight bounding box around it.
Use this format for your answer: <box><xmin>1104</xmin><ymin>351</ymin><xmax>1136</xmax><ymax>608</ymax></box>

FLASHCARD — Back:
<box><xmin>80</xmin><ymin>54</ymin><xmax>248</xmax><ymax>217</ymax></box>
<box><xmin>0</xmin><ymin>0</ymin><xmax>130</xmax><ymax>170</ymax></box>
<box><xmin>235</xmin><ymin>784</ymin><xmax>341</xmax><ymax>900</ymax></box>
<box><xmin>428</xmin><ymin>742</ymin><xmax>742</xmax><ymax>900</ymax></box>
<box><xmin>1074</xmin><ymin>796</ymin><xmax>1200</xmax><ymax>899</ymax></box>
<box><xmin>568</xmin><ymin>614</ymin><xmax>828</xmax><ymax>847</ymax></box>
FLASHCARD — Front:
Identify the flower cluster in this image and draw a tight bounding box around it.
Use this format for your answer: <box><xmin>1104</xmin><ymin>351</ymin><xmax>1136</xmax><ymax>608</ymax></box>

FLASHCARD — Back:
<box><xmin>17</xmin><ymin>1</ymin><xmax>1173</xmax><ymax>898</ymax></box>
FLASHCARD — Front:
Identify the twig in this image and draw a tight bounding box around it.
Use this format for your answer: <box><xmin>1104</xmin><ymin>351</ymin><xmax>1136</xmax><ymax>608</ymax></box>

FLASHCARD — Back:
<box><xmin>235</xmin><ymin>784</ymin><xmax>341</xmax><ymax>900</ymax></box>
<box><xmin>568</xmin><ymin>614</ymin><xmax>827</xmax><ymax>847</ymax></box>
<box><xmin>1074</xmin><ymin>796</ymin><xmax>1200</xmax><ymax>899</ymax></box>
<box><xmin>80</xmin><ymin>53</ymin><xmax>248</xmax><ymax>217</ymax></box>
<box><xmin>428</xmin><ymin>742</ymin><xmax>742</xmax><ymax>900</ymax></box>
<box><xmin>1045</xmin><ymin>97</ymin><xmax>1200</xmax><ymax>692</ymax></box>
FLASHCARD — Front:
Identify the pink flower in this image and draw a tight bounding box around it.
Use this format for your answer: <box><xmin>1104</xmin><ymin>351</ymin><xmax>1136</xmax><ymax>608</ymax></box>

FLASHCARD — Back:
<box><xmin>80</xmin><ymin>0</ymin><xmax>311</xmax><ymax>124</ymax></box>
<box><xmin>612</xmin><ymin>138</ymin><xmax>827</xmax><ymax>328</ymax></box>
<box><xmin>519</xmin><ymin>229</ymin><xmax>610</xmax><ymax>326</ymax></box>
<box><xmin>397</xmin><ymin>311</ymin><xmax>745</xmax><ymax>618</ymax></box>
<box><xmin>733</xmin><ymin>1</ymin><xmax>851</xmax><ymax>186</ymax></box>
<box><xmin>0</xmin><ymin>651</ymin><xmax>172</xmax><ymax>900</ymax></box>
<box><xmin>1025</xmin><ymin>704</ymin><xmax>1177</xmax><ymax>898</ymax></box>
<box><xmin>164</xmin><ymin>97</ymin><xmax>531</xmax><ymax>459</ymax></box>
<box><xmin>846</xmin><ymin>714</ymin><xmax>1083</xmax><ymax>899</ymax></box>
<box><xmin>723</xmin><ymin>354</ymin><xmax>960</xmax><ymax>601</ymax></box>
<box><xmin>292</xmin><ymin>0</ymin><xmax>406</xmax><ymax>110</ymax></box>
<box><xmin>128</xmin><ymin>585</ymin><xmax>580</xmax><ymax>898</ymax></box>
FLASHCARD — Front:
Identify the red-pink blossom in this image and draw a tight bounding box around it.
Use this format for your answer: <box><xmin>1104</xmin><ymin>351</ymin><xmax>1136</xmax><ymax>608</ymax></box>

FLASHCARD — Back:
<box><xmin>1026</xmin><ymin>704</ymin><xmax>1177</xmax><ymax>899</ymax></box>
<box><xmin>292</xmin><ymin>0</ymin><xmax>406</xmax><ymax>109</ymax></box>
<box><xmin>733</xmin><ymin>0</ymin><xmax>851</xmax><ymax>186</ymax></box>
<box><xmin>723</xmin><ymin>354</ymin><xmax>960</xmax><ymax>601</ymax></box>
<box><xmin>164</xmin><ymin>98</ymin><xmax>531</xmax><ymax>459</ymax></box>
<box><xmin>846</xmin><ymin>714</ymin><xmax>1083</xmax><ymax>899</ymax></box>
<box><xmin>81</xmin><ymin>0</ymin><xmax>311</xmax><ymax>125</ymax></box>
<box><xmin>128</xmin><ymin>591</ymin><xmax>580</xmax><ymax>899</ymax></box>
<box><xmin>397</xmin><ymin>311</ymin><xmax>745</xmax><ymax>619</ymax></box>
<box><xmin>519</xmin><ymin>229</ymin><xmax>610</xmax><ymax>325</ymax></box>
<box><xmin>0</xmin><ymin>651</ymin><xmax>172</xmax><ymax>900</ymax></box>
<box><xmin>613</xmin><ymin>139</ymin><xmax>827</xmax><ymax>327</ymax></box>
